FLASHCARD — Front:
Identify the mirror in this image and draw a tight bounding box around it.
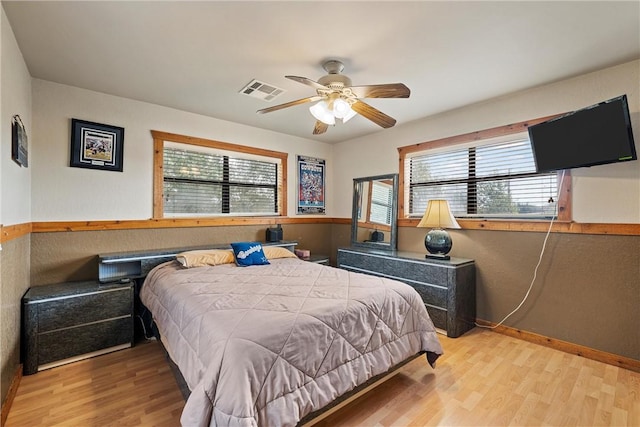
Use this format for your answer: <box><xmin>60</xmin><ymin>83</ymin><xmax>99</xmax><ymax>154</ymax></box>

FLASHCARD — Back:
<box><xmin>351</xmin><ymin>173</ymin><xmax>398</xmax><ymax>250</ymax></box>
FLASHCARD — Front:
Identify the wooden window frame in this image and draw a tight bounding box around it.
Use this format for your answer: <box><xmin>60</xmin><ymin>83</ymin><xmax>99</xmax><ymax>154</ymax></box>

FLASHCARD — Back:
<box><xmin>151</xmin><ymin>130</ymin><xmax>288</xmax><ymax>219</ymax></box>
<box><xmin>397</xmin><ymin>115</ymin><xmax>573</xmax><ymax>230</ymax></box>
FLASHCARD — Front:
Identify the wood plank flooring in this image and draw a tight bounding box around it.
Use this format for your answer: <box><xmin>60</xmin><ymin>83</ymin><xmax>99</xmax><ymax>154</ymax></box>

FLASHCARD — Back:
<box><xmin>5</xmin><ymin>341</ymin><xmax>183</xmax><ymax>426</ymax></box>
<box><xmin>6</xmin><ymin>328</ymin><xmax>639</xmax><ymax>426</ymax></box>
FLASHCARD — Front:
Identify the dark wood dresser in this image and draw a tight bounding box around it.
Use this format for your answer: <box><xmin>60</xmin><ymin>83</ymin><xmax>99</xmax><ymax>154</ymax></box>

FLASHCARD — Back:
<box><xmin>337</xmin><ymin>247</ymin><xmax>476</xmax><ymax>337</ymax></box>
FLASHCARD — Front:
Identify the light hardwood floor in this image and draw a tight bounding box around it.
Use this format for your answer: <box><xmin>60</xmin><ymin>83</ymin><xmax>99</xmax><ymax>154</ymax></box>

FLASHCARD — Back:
<box><xmin>6</xmin><ymin>328</ymin><xmax>639</xmax><ymax>426</ymax></box>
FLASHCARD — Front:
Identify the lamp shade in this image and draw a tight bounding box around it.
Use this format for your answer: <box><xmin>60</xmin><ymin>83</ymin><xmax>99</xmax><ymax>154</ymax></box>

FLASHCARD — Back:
<box><xmin>417</xmin><ymin>199</ymin><xmax>460</xmax><ymax>229</ymax></box>
<box><xmin>332</xmin><ymin>98</ymin><xmax>351</xmax><ymax>118</ymax></box>
<box><xmin>309</xmin><ymin>101</ymin><xmax>335</xmax><ymax>125</ymax></box>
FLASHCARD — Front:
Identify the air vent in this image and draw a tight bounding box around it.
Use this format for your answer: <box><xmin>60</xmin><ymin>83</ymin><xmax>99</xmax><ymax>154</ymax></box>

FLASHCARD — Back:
<box><xmin>239</xmin><ymin>79</ymin><xmax>286</xmax><ymax>102</ymax></box>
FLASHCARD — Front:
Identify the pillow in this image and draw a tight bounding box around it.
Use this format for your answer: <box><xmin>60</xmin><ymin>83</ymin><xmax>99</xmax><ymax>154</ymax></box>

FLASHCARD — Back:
<box><xmin>263</xmin><ymin>246</ymin><xmax>298</xmax><ymax>260</ymax></box>
<box><xmin>176</xmin><ymin>249</ymin><xmax>235</xmax><ymax>268</ymax></box>
<box><xmin>230</xmin><ymin>242</ymin><xmax>270</xmax><ymax>267</ymax></box>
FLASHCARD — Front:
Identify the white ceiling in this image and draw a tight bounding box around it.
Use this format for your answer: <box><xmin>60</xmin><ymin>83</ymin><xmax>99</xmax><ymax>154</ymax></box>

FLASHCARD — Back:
<box><xmin>3</xmin><ymin>1</ymin><xmax>639</xmax><ymax>144</ymax></box>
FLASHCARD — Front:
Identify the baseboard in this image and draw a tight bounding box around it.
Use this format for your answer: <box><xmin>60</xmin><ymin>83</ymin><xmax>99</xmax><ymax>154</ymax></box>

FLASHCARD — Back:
<box><xmin>475</xmin><ymin>319</ymin><xmax>640</xmax><ymax>373</ymax></box>
<box><xmin>1</xmin><ymin>364</ymin><xmax>23</xmax><ymax>427</ymax></box>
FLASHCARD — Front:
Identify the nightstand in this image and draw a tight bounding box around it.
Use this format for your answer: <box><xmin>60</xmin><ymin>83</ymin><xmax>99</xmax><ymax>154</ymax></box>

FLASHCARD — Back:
<box><xmin>304</xmin><ymin>254</ymin><xmax>330</xmax><ymax>265</ymax></box>
<box><xmin>22</xmin><ymin>280</ymin><xmax>134</xmax><ymax>374</ymax></box>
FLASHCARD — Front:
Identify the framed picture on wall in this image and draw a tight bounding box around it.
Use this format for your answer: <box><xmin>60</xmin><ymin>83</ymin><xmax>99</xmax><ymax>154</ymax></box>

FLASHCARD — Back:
<box><xmin>70</xmin><ymin>119</ymin><xmax>125</xmax><ymax>172</ymax></box>
<box><xmin>297</xmin><ymin>155</ymin><xmax>326</xmax><ymax>214</ymax></box>
<box><xmin>12</xmin><ymin>115</ymin><xmax>28</xmax><ymax>167</ymax></box>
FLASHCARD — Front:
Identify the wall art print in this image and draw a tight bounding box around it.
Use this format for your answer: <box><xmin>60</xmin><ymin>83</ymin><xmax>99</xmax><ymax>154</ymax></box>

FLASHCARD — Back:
<box><xmin>12</xmin><ymin>115</ymin><xmax>28</xmax><ymax>167</ymax></box>
<box><xmin>297</xmin><ymin>155</ymin><xmax>325</xmax><ymax>215</ymax></box>
<box><xmin>70</xmin><ymin>118</ymin><xmax>124</xmax><ymax>172</ymax></box>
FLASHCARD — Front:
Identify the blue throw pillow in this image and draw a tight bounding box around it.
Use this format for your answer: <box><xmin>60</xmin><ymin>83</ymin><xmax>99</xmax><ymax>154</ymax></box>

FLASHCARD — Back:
<box><xmin>230</xmin><ymin>242</ymin><xmax>270</xmax><ymax>267</ymax></box>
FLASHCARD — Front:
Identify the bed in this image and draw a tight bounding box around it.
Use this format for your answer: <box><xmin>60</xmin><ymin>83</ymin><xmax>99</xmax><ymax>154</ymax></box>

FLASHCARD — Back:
<box><xmin>139</xmin><ymin>244</ymin><xmax>443</xmax><ymax>427</ymax></box>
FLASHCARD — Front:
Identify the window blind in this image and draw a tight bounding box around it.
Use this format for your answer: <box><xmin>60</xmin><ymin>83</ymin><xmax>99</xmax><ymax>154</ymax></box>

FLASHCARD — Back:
<box><xmin>370</xmin><ymin>181</ymin><xmax>393</xmax><ymax>225</ymax></box>
<box><xmin>163</xmin><ymin>148</ymin><xmax>278</xmax><ymax>215</ymax></box>
<box><xmin>408</xmin><ymin>137</ymin><xmax>558</xmax><ymax>219</ymax></box>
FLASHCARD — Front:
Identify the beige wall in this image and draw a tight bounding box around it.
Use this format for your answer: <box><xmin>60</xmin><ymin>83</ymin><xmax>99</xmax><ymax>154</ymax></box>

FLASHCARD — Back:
<box><xmin>1</xmin><ymin>7</ymin><xmax>31</xmax><ymax>226</ymax></box>
<box><xmin>333</xmin><ymin>60</ymin><xmax>640</xmax><ymax>223</ymax></box>
<box><xmin>1</xmin><ymin>5</ymin><xmax>32</xmax><ymax>406</ymax></box>
<box><xmin>30</xmin><ymin>79</ymin><xmax>335</xmax><ymax>221</ymax></box>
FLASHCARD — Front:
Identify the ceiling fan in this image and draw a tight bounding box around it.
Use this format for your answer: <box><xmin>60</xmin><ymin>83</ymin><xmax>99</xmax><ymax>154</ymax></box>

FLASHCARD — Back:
<box><xmin>257</xmin><ymin>60</ymin><xmax>410</xmax><ymax>135</ymax></box>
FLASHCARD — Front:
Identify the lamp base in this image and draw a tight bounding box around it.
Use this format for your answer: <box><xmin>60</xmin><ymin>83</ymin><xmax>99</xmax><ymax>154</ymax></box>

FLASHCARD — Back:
<box><xmin>425</xmin><ymin>228</ymin><xmax>453</xmax><ymax>260</ymax></box>
<box><xmin>425</xmin><ymin>253</ymin><xmax>451</xmax><ymax>261</ymax></box>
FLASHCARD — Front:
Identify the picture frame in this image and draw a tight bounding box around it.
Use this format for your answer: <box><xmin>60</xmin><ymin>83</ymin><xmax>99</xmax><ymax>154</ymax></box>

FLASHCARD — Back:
<box><xmin>12</xmin><ymin>115</ymin><xmax>28</xmax><ymax>167</ymax></box>
<box><xmin>70</xmin><ymin>119</ymin><xmax>124</xmax><ymax>172</ymax></box>
<box><xmin>297</xmin><ymin>155</ymin><xmax>326</xmax><ymax>215</ymax></box>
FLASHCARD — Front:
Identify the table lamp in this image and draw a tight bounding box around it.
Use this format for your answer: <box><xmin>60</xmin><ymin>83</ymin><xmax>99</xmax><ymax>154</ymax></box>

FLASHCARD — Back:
<box><xmin>417</xmin><ymin>199</ymin><xmax>460</xmax><ymax>260</ymax></box>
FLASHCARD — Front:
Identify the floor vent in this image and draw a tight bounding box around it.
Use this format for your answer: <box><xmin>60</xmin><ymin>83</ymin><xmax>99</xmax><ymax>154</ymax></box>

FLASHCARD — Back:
<box><xmin>239</xmin><ymin>79</ymin><xmax>286</xmax><ymax>102</ymax></box>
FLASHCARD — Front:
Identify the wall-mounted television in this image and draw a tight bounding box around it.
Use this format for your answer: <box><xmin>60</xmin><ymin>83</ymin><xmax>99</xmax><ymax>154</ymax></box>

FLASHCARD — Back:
<box><xmin>528</xmin><ymin>95</ymin><xmax>637</xmax><ymax>173</ymax></box>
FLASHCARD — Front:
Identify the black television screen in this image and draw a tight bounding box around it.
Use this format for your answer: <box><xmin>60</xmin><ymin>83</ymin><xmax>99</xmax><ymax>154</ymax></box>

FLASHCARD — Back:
<box><xmin>528</xmin><ymin>95</ymin><xmax>637</xmax><ymax>173</ymax></box>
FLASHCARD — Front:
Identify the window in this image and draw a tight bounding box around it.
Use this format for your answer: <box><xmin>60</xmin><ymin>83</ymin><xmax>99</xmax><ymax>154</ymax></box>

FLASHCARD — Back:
<box><xmin>369</xmin><ymin>180</ymin><xmax>393</xmax><ymax>225</ymax></box>
<box><xmin>407</xmin><ymin>135</ymin><xmax>559</xmax><ymax>219</ymax></box>
<box><xmin>398</xmin><ymin>116</ymin><xmax>571</xmax><ymax>223</ymax></box>
<box><xmin>152</xmin><ymin>131</ymin><xmax>287</xmax><ymax>218</ymax></box>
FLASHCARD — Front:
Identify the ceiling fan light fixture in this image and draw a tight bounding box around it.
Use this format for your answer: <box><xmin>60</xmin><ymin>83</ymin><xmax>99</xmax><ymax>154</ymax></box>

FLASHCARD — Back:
<box><xmin>332</xmin><ymin>98</ymin><xmax>351</xmax><ymax>118</ymax></box>
<box><xmin>260</xmin><ymin>60</ymin><xmax>410</xmax><ymax>134</ymax></box>
<box><xmin>309</xmin><ymin>101</ymin><xmax>335</xmax><ymax>125</ymax></box>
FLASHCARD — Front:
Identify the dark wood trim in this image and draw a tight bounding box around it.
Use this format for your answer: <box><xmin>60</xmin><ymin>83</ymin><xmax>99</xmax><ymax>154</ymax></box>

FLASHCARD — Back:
<box><xmin>476</xmin><ymin>319</ymin><xmax>640</xmax><ymax>373</ymax></box>
<box><xmin>1</xmin><ymin>364</ymin><xmax>23</xmax><ymax>426</ymax></box>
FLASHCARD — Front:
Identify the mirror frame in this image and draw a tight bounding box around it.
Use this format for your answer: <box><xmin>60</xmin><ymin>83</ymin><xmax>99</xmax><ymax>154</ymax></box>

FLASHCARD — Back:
<box><xmin>350</xmin><ymin>173</ymin><xmax>399</xmax><ymax>250</ymax></box>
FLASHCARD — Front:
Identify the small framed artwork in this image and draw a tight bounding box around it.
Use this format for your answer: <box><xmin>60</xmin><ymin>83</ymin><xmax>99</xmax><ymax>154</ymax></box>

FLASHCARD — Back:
<box><xmin>70</xmin><ymin>119</ymin><xmax>124</xmax><ymax>172</ymax></box>
<box><xmin>12</xmin><ymin>115</ymin><xmax>28</xmax><ymax>167</ymax></box>
<box><xmin>297</xmin><ymin>155</ymin><xmax>326</xmax><ymax>214</ymax></box>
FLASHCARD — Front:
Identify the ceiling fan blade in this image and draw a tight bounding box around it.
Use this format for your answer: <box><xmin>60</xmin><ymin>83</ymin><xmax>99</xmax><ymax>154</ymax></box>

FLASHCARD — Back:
<box><xmin>350</xmin><ymin>100</ymin><xmax>397</xmax><ymax>128</ymax></box>
<box><xmin>313</xmin><ymin>121</ymin><xmax>329</xmax><ymax>135</ymax></box>
<box><xmin>257</xmin><ymin>95</ymin><xmax>323</xmax><ymax>114</ymax></box>
<box><xmin>349</xmin><ymin>83</ymin><xmax>410</xmax><ymax>99</ymax></box>
<box><xmin>286</xmin><ymin>76</ymin><xmax>329</xmax><ymax>91</ymax></box>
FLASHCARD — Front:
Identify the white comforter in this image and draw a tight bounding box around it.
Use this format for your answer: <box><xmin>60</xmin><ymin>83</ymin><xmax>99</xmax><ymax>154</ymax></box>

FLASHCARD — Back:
<box><xmin>140</xmin><ymin>258</ymin><xmax>443</xmax><ymax>427</ymax></box>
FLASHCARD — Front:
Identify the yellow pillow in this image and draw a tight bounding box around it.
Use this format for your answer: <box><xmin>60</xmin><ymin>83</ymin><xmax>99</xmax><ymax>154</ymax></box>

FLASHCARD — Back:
<box><xmin>263</xmin><ymin>246</ymin><xmax>298</xmax><ymax>260</ymax></box>
<box><xmin>176</xmin><ymin>249</ymin><xmax>235</xmax><ymax>268</ymax></box>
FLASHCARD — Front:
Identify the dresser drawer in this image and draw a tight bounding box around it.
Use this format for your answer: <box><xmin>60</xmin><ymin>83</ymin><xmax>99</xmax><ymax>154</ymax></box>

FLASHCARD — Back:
<box><xmin>38</xmin><ymin>317</ymin><xmax>133</xmax><ymax>365</ymax></box>
<box><xmin>412</xmin><ymin>283</ymin><xmax>447</xmax><ymax>308</ymax></box>
<box><xmin>38</xmin><ymin>288</ymin><xmax>132</xmax><ymax>332</ymax></box>
<box><xmin>338</xmin><ymin>250</ymin><xmax>450</xmax><ymax>287</ymax></box>
<box><xmin>425</xmin><ymin>305</ymin><xmax>447</xmax><ymax>331</ymax></box>
<box><xmin>381</xmin><ymin>257</ymin><xmax>449</xmax><ymax>287</ymax></box>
